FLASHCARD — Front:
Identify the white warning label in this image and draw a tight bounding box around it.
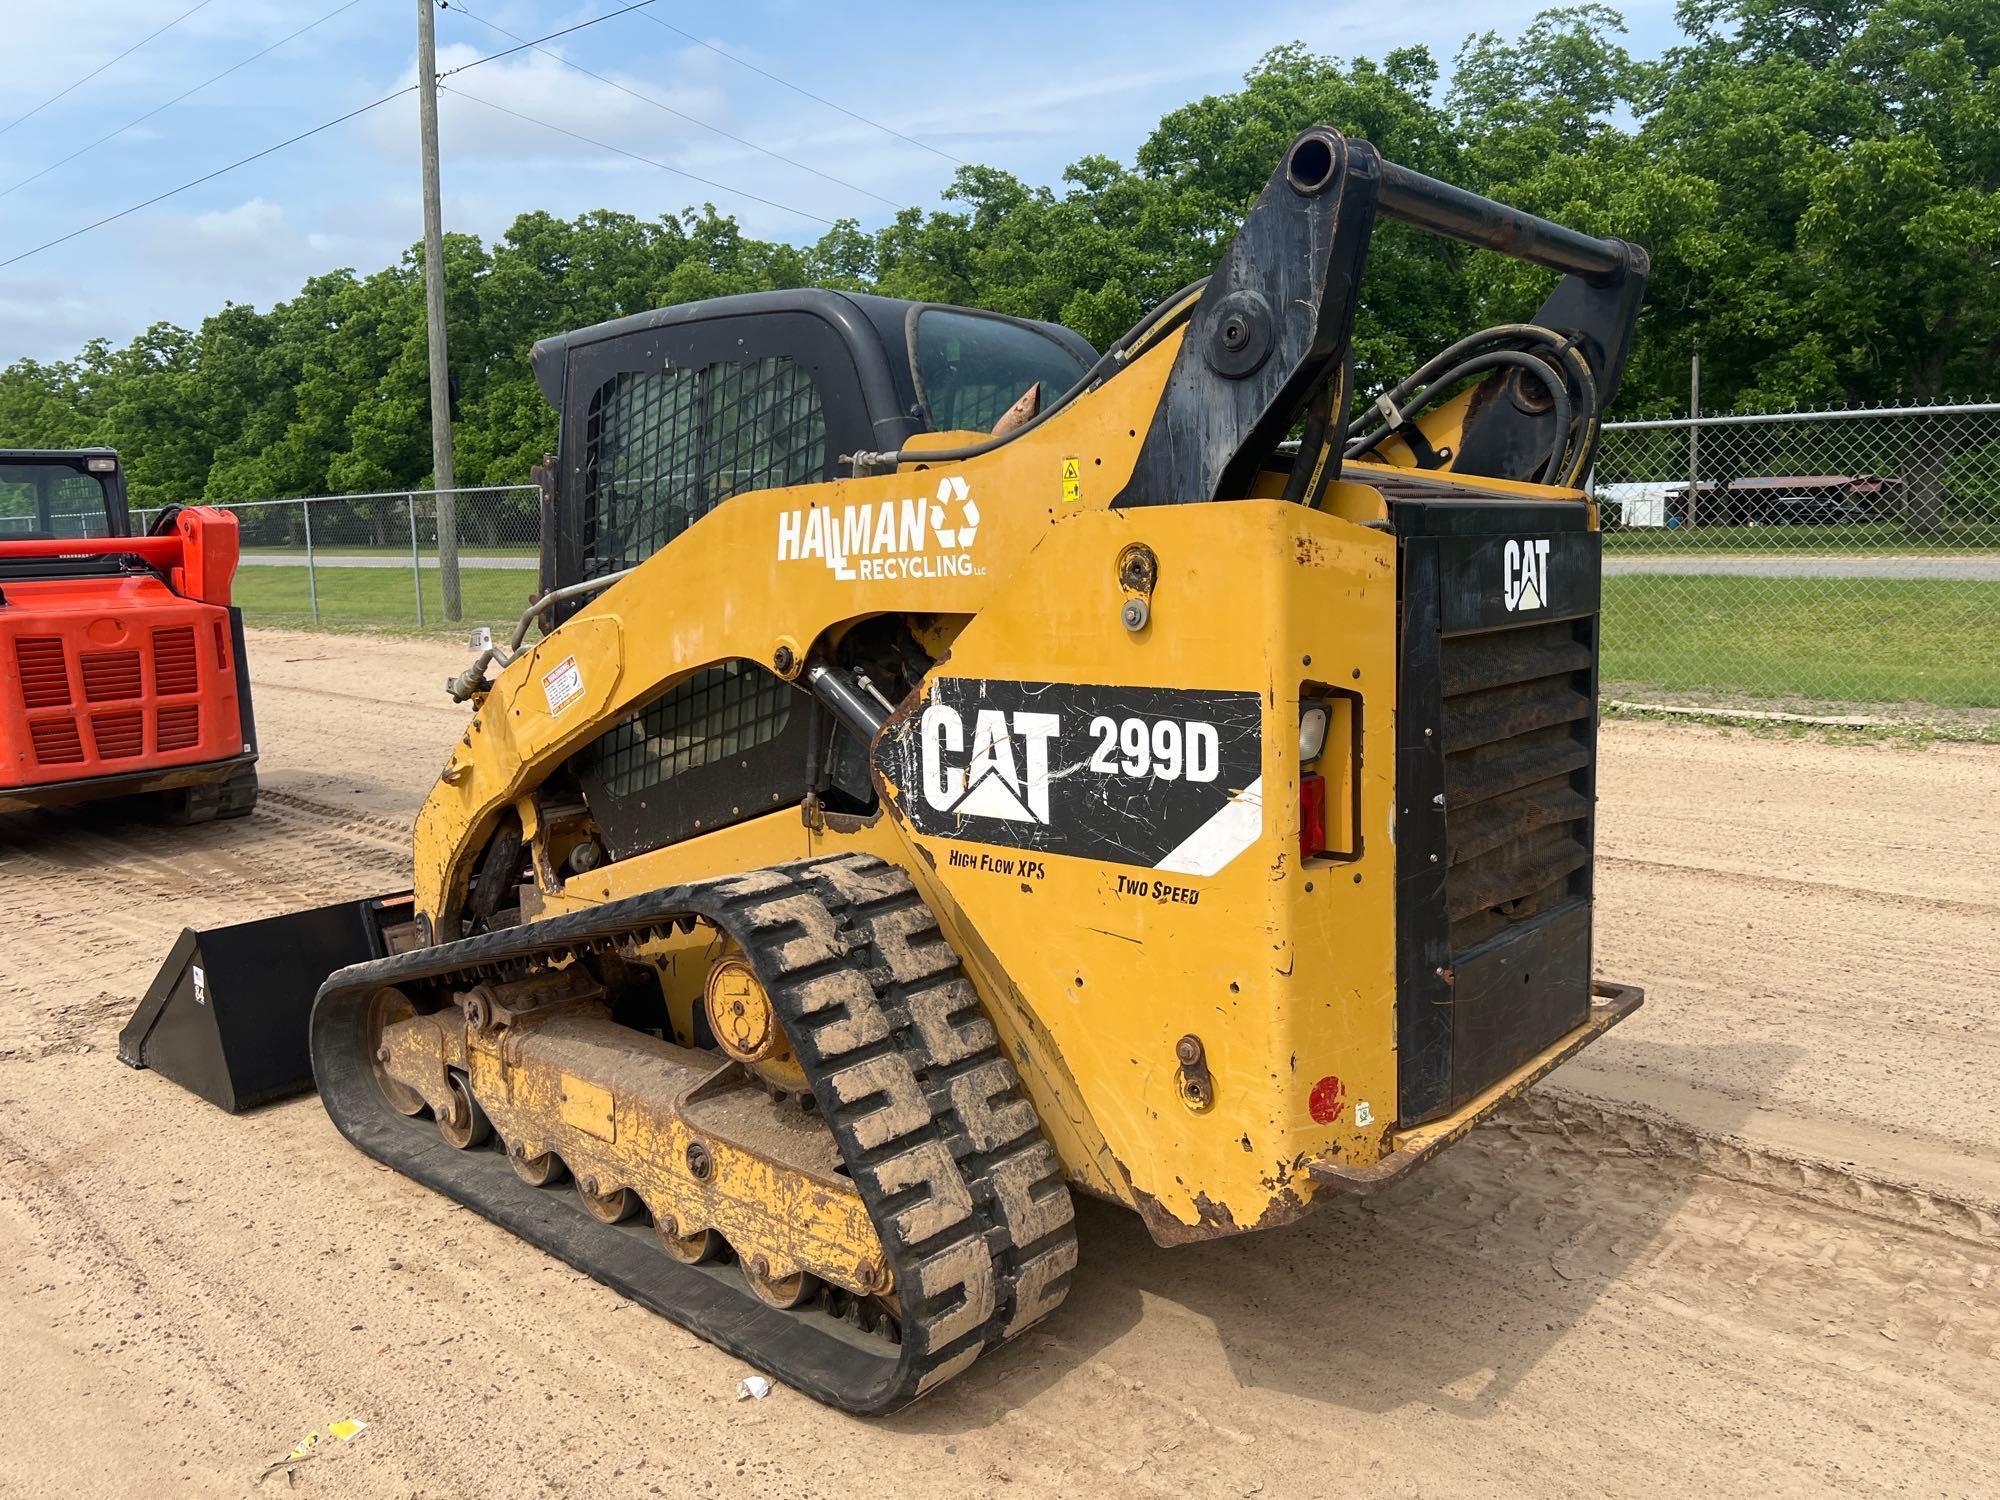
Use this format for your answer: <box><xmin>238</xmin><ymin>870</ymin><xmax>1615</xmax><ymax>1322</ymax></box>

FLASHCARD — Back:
<box><xmin>541</xmin><ymin>655</ymin><xmax>585</xmax><ymax>716</ymax></box>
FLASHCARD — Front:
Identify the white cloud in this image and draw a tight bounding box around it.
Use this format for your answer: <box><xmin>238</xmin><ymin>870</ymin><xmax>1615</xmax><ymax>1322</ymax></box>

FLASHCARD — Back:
<box><xmin>0</xmin><ymin>271</ymin><xmax>113</xmax><ymax>361</ymax></box>
<box><xmin>0</xmin><ymin>0</ymin><xmax>1688</xmax><ymax>364</ymax></box>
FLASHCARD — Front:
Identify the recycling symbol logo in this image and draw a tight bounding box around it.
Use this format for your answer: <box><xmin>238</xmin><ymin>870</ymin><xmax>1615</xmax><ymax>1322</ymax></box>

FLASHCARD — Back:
<box><xmin>930</xmin><ymin>475</ymin><xmax>980</xmax><ymax>550</ymax></box>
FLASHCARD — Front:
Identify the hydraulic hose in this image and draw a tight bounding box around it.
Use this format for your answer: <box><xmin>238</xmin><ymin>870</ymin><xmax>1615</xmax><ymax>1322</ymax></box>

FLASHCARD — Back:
<box><xmin>1349</xmin><ymin>349</ymin><xmax>1576</xmax><ymax>485</ymax></box>
<box><xmin>1345</xmin><ymin>322</ymin><xmax>1601</xmax><ymax>486</ymax></box>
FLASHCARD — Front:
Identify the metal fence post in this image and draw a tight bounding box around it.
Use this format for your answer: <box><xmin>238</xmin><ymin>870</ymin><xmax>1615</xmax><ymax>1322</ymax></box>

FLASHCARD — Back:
<box><xmin>408</xmin><ymin>492</ymin><xmax>426</xmax><ymax>628</ymax></box>
<box><xmin>1687</xmin><ymin>348</ymin><xmax>1701</xmax><ymax>529</ymax></box>
<box><xmin>302</xmin><ymin>498</ymin><xmax>320</xmax><ymax>626</ymax></box>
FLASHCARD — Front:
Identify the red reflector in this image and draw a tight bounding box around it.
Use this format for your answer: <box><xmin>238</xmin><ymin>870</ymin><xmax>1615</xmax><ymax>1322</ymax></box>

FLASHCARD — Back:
<box><xmin>1300</xmin><ymin>773</ymin><xmax>1328</xmax><ymax>861</ymax></box>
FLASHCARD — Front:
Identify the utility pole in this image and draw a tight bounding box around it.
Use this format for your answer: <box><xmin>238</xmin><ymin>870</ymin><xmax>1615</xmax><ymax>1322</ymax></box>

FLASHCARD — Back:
<box><xmin>1687</xmin><ymin>341</ymin><xmax>1701</xmax><ymax>531</ymax></box>
<box><xmin>417</xmin><ymin>0</ymin><xmax>462</xmax><ymax>620</ymax></box>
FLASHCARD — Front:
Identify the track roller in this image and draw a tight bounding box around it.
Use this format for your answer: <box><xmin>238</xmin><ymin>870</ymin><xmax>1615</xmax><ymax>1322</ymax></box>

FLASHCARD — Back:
<box><xmin>575</xmin><ymin>1178</ymin><xmax>639</xmax><ymax>1223</ymax></box>
<box><xmin>509</xmin><ymin>1147</ymin><xmax>567</xmax><ymax>1186</ymax></box>
<box><xmin>654</xmin><ymin>1215</ymin><xmax>720</xmax><ymax>1264</ymax></box>
<box><xmin>436</xmin><ymin>1073</ymin><xmax>490</xmax><ymax>1149</ymax></box>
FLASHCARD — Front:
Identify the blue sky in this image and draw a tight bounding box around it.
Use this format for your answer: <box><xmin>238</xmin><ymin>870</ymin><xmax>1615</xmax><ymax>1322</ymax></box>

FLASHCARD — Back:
<box><xmin>0</xmin><ymin>0</ymin><xmax>1680</xmax><ymax>364</ymax></box>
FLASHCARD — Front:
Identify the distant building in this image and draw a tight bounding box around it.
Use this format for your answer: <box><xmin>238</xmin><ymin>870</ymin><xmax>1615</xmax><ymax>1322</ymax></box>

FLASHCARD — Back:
<box><xmin>1592</xmin><ymin>481</ymin><xmax>1674</xmax><ymax>527</ymax></box>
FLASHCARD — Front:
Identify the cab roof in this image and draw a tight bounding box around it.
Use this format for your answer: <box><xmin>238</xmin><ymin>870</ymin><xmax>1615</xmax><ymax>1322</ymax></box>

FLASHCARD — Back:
<box><xmin>528</xmin><ymin>289</ymin><xmax>1094</xmax><ymax>428</ymax></box>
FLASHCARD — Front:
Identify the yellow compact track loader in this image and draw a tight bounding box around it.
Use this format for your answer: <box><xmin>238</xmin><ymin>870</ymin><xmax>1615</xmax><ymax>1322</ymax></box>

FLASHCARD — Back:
<box><xmin>124</xmin><ymin>129</ymin><xmax>1647</xmax><ymax>1411</ymax></box>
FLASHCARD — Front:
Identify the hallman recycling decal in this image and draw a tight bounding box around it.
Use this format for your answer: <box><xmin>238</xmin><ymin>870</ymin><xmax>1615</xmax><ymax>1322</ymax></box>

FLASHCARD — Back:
<box><xmin>876</xmin><ymin>679</ymin><xmax>1265</xmax><ymax>874</ymax></box>
<box><xmin>777</xmin><ymin>475</ymin><xmax>982</xmax><ymax>582</ymax></box>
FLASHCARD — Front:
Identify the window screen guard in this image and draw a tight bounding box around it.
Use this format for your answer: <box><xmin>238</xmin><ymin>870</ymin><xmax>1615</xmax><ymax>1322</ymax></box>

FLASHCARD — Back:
<box><xmin>581</xmin><ymin>357</ymin><xmax>827</xmax><ymax>578</ymax></box>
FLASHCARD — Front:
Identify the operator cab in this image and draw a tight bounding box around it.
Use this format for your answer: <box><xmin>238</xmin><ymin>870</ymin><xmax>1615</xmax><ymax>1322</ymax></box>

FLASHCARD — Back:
<box><xmin>523</xmin><ymin>292</ymin><xmax>1093</xmax><ymax>866</ymax></box>
<box><xmin>0</xmin><ymin>448</ymin><xmax>130</xmax><ymax>543</ymax></box>
<box><xmin>530</xmin><ymin>291</ymin><xmax>1094</xmax><ymax>592</ymax></box>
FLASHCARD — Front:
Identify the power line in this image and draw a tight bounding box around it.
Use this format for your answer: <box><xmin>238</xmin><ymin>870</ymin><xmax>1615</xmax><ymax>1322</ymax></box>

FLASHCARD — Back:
<box><xmin>631</xmin><ymin>9</ymin><xmax>964</xmax><ymax>167</ymax></box>
<box><xmin>441</xmin><ymin>82</ymin><xmax>835</xmax><ymax>227</ymax></box>
<box><xmin>443</xmin><ymin>1</ymin><xmax>905</xmax><ymax>211</ymax></box>
<box><xmin>0</xmin><ymin>86</ymin><xmax>415</xmax><ymax>272</ymax></box>
<box><xmin>1</xmin><ymin>0</ymin><xmax>221</xmax><ymax>139</ymax></box>
<box><xmin>436</xmin><ymin>0</ymin><xmax>662</xmax><ymax>80</ymax></box>
<box><xmin>1</xmin><ymin>0</ymin><xmax>368</xmax><ymax>204</ymax></box>
<box><xmin>0</xmin><ymin>0</ymin><xmax>851</xmax><ymax>271</ymax></box>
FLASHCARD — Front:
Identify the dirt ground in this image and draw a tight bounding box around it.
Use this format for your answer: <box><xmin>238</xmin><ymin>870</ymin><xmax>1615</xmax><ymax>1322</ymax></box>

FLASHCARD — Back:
<box><xmin>3</xmin><ymin>628</ymin><xmax>1996</xmax><ymax>1499</ymax></box>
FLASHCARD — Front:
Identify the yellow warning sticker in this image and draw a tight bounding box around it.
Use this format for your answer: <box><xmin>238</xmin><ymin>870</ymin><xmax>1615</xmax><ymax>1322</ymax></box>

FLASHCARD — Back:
<box><xmin>1061</xmin><ymin>457</ymin><xmax>1081</xmax><ymax>504</ymax></box>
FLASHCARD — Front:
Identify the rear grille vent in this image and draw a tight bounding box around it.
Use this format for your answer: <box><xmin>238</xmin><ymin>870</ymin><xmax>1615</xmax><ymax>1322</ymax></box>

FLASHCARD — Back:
<box><xmin>90</xmin><ymin>710</ymin><xmax>145</xmax><ymax>760</ymax></box>
<box><xmin>15</xmin><ymin>637</ymin><xmax>70</xmax><ymax>708</ymax></box>
<box><xmin>1440</xmin><ymin>619</ymin><xmax>1594</xmax><ymax>952</ymax></box>
<box><xmin>1394</xmin><ymin>516</ymin><xmax>1602</xmax><ymax>1127</ymax></box>
<box><xmin>81</xmin><ymin>650</ymin><xmax>143</xmax><ymax>703</ymax></box>
<box><xmin>29</xmin><ymin>718</ymin><xmax>84</xmax><ymax>765</ymax></box>
<box><xmin>152</xmin><ymin>626</ymin><xmax>199</xmax><ymax>695</ymax></box>
<box><xmin>156</xmin><ymin>703</ymin><xmax>201</xmax><ymax>751</ymax></box>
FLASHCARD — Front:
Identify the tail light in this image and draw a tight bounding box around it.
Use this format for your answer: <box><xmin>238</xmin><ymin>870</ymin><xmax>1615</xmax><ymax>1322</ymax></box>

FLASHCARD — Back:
<box><xmin>1298</xmin><ymin>693</ymin><xmax>1355</xmax><ymax>862</ymax></box>
<box><xmin>1300</xmin><ymin>773</ymin><xmax>1329</xmax><ymax>860</ymax></box>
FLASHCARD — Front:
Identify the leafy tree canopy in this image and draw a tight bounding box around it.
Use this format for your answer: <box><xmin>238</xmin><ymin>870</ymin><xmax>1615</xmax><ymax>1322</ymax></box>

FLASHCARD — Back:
<box><xmin>0</xmin><ymin>0</ymin><xmax>1990</xmax><ymax>509</ymax></box>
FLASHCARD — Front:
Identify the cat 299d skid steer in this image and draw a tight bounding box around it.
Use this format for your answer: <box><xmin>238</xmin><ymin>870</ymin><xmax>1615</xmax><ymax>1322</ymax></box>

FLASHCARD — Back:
<box><xmin>124</xmin><ymin>128</ymin><xmax>1647</xmax><ymax>1411</ymax></box>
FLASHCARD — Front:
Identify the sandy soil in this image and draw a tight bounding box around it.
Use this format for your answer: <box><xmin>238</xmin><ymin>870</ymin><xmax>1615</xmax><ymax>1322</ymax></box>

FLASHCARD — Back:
<box><xmin>1</xmin><ymin>628</ymin><xmax>1994</xmax><ymax>1499</ymax></box>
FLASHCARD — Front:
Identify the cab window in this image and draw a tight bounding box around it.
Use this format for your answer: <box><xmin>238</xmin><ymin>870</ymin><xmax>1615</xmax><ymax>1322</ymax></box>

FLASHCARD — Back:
<box><xmin>0</xmin><ymin>462</ymin><xmax>115</xmax><ymax>539</ymax></box>
<box><xmin>911</xmin><ymin>309</ymin><xmax>1089</xmax><ymax>433</ymax></box>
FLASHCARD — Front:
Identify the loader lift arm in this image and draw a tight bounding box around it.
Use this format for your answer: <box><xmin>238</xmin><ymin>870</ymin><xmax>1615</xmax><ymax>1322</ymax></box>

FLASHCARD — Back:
<box><xmin>1116</xmin><ymin>128</ymin><xmax>1647</xmax><ymax>510</ymax></box>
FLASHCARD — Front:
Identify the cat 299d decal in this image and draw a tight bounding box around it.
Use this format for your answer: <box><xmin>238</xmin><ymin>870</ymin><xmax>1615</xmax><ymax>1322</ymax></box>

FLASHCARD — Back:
<box><xmin>876</xmin><ymin>679</ymin><xmax>1264</xmax><ymax>875</ymax></box>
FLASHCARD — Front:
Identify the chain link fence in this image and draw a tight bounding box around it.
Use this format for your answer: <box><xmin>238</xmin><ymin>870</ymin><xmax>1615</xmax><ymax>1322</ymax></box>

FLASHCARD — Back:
<box><xmin>0</xmin><ymin>486</ymin><xmax>547</xmax><ymax>635</ymax></box>
<box><xmin>6</xmin><ymin>405</ymin><xmax>1995</xmax><ymax>720</ymax></box>
<box><xmin>1592</xmin><ymin>401</ymin><xmax>1999</xmax><ymax>718</ymax></box>
<box><xmin>191</xmin><ymin>486</ymin><xmax>544</xmax><ymax>634</ymax></box>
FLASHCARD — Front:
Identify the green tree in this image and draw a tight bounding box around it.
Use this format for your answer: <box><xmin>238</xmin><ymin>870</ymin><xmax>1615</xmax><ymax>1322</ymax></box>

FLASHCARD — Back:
<box><xmin>1</xmin><ymin>2</ymin><xmax>1991</xmax><ymax>505</ymax></box>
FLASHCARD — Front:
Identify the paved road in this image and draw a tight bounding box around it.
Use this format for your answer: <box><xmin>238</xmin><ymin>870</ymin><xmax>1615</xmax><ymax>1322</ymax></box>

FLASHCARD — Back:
<box><xmin>1603</xmin><ymin>553</ymin><xmax>2000</xmax><ymax>580</ymax></box>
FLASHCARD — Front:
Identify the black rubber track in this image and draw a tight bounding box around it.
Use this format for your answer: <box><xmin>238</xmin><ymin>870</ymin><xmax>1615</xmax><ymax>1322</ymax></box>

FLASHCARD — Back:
<box><xmin>309</xmin><ymin>853</ymin><xmax>1077</xmax><ymax>1414</ymax></box>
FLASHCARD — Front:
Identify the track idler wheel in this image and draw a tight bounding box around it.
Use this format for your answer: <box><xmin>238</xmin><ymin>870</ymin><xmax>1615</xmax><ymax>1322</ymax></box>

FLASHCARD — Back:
<box><xmin>436</xmin><ymin>1072</ymin><xmax>492</xmax><ymax>1149</ymax></box>
<box><xmin>367</xmin><ymin>987</ymin><xmax>428</xmax><ymax>1117</ymax></box>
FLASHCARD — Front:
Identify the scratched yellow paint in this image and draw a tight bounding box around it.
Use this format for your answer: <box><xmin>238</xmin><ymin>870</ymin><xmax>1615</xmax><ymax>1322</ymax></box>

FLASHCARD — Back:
<box><xmin>402</xmin><ymin>321</ymin><xmax>1587</xmax><ymax>1242</ymax></box>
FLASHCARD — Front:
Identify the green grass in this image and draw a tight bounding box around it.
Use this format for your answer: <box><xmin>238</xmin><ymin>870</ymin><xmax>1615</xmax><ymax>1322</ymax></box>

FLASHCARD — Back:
<box><xmin>231</xmin><ymin>564</ymin><xmax>540</xmax><ymax>635</ymax></box>
<box><xmin>1603</xmin><ymin>520</ymin><xmax>1997</xmax><ymax>554</ymax></box>
<box><xmin>1602</xmin><ymin>575</ymin><xmax>2000</xmax><ymax>707</ymax></box>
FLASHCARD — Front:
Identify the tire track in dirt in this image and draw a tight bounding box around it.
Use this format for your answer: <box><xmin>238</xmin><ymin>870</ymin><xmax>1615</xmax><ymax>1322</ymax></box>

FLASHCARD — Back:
<box><xmin>1599</xmin><ymin>851</ymin><xmax>2000</xmax><ymax>920</ymax></box>
<box><xmin>4</xmin><ymin>634</ymin><xmax>1998</xmax><ymax>1495</ymax></box>
<box><xmin>250</xmin><ymin>678</ymin><xmax>472</xmax><ymax>720</ymax></box>
<box><xmin>255</xmin><ymin>787</ymin><xmax>421</xmax><ymax>845</ymax></box>
<box><xmin>6</xmin><ymin>1044</ymin><xmax>1996</xmax><ymax>1498</ymax></box>
<box><xmin>0</xmin><ymin>795</ymin><xmax>413</xmax><ymax>1066</ymax></box>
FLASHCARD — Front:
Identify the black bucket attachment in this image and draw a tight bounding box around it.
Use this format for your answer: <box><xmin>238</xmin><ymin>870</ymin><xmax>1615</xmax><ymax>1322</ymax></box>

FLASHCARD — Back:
<box><xmin>119</xmin><ymin>892</ymin><xmax>413</xmax><ymax>1112</ymax></box>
